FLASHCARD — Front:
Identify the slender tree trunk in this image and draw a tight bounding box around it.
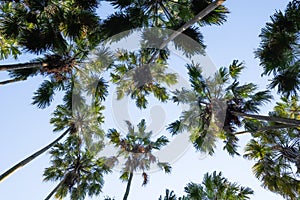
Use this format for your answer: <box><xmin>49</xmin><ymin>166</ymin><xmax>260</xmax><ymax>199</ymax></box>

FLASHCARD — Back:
<box><xmin>148</xmin><ymin>0</ymin><xmax>226</xmax><ymax>64</ymax></box>
<box><xmin>158</xmin><ymin>0</ymin><xmax>225</xmax><ymax>50</ymax></box>
<box><xmin>0</xmin><ymin>62</ymin><xmax>42</xmax><ymax>71</ymax></box>
<box><xmin>123</xmin><ymin>172</ymin><xmax>134</xmax><ymax>200</ymax></box>
<box><xmin>0</xmin><ymin>77</ymin><xmax>27</xmax><ymax>86</ymax></box>
<box><xmin>231</xmin><ymin>111</ymin><xmax>300</xmax><ymax>126</ymax></box>
<box><xmin>0</xmin><ymin>129</ymin><xmax>69</xmax><ymax>182</ymax></box>
<box><xmin>234</xmin><ymin>124</ymin><xmax>297</xmax><ymax>135</ymax></box>
<box><xmin>44</xmin><ymin>180</ymin><xmax>64</xmax><ymax>200</ymax></box>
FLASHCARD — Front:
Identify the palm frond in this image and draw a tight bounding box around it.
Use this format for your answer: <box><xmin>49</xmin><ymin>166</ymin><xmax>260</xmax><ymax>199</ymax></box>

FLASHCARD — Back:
<box><xmin>32</xmin><ymin>79</ymin><xmax>64</xmax><ymax>109</ymax></box>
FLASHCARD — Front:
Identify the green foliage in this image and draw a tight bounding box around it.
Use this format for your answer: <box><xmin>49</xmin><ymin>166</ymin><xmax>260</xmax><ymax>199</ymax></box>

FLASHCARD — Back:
<box><xmin>111</xmin><ymin>49</ymin><xmax>177</xmax><ymax>109</ymax></box>
<box><xmin>44</xmin><ymin>135</ymin><xmax>111</xmax><ymax>200</ymax></box>
<box><xmin>32</xmin><ymin>79</ymin><xmax>64</xmax><ymax>108</ymax></box>
<box><xmin>0</xmin><ymin>36</ymin><xmax>20</xmax><ymax>59</ymax></box>
<box><xmin>104</xmin><ymin>197</ymin><xmax>115</xmax><ymax>200</ymax></box>
<box><xmin>4</xmin><ymin>0</ymin><xmax>299</xmax><ymax>199</ymax></box>
<box><xmin>0</xmin><ymin>0</ymin><xmax>100</xmax><ymax>54</ymax></box>
<box><xmin>106</xmin><ymin>0</ymin><xmax>229</xmax><ymax>28</ymax></box>
<box><xmin>229</xmin><ymin>60</ymin><xmax>245</xmax><ymax>79</ymax></box>
<box><xmin>157</xmin><ymin>162</ymin><xmax>172</xmax><ymax>174</ymax></box>
<box><xmin>244</xmin><ymin>97</ymin><xmax>300</xmax><ymax>199</ymax></box>
<box><xmin>107</xmin><ymin>119</ymin><xmax>171</xmax><ymax>185</ymax></box>
<box><xmin>256</xmin><ymin>0</ymin><xmax>300</xmax><ymax>97</ymax></box>
<box><xmin>168</xmin><ymin>60</ymin><xmax>272</xmax><ymax>156</ymax></box>
<box><xmin>158</xmin><ymin>189</ymin><xmax>177</xmax><ymax>200</ymax></box>
<box><xmin>159</xmin><ymin>171</ymin><xmax>253</xmax><ymax>200</ymax></box>
<box><xmin>190</xmin><ymin>0</ymin><xmax>229</xmax><ymax>26</ymax></box>
<box><xmin>171</xmin><ymin>25</ymin><xmax>206</xmax><ymax>57</ymax></box>
<box><xmin>104</xmin><ymin>0</ymin><xmax>229</xmax><ymax>55</ymax></box>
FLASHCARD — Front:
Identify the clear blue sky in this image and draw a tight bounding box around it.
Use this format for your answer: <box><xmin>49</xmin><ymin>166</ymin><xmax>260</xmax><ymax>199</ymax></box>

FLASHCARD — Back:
<box><xmin>0</xmin><ymin>1</ymin><xmax>291</xmax><ymax>199</ymax></box>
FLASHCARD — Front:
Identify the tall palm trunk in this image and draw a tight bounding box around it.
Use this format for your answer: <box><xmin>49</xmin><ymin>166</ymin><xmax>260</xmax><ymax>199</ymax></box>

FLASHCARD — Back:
<box><xmin>234</xmin><ymin>124</ymin><xmax>297</xmax><ymax>135</ymax></box>
<box><xmin>148</xmin><ymin>0</ymin><xmax>226</xmax><ymax>63</ymax></box>
<box><xmin>0</xmin><ymin>77</ymin><xmax>27</xmax><ymax>86</ymax></box>
<box><xmin>44</xmin><ymin>180</ymin><xmax>64</xmax><ymax>200</ymax></box>
<box><xmin>159</xmin><ymin>0</ymin><xmax>225</xmax><ymax>50</ymax></box>
<box><xmin>0</xmin><ymin>62</ymin><xmax>42</xmax><ymax>71</ymax></box>
<box><xmin>231</xmin><ymin>111</ymin><xmax>300</xmax><ymax>126</ymax></box>
<box><xmin>0</xmin><ymin>128</ymin><xmax>69</xmax><ymax>182</ymax></box>
<box><xmin>123</xmin><ymin>172</ymin><xmax>134</xmax><ymax>200</ymax></box>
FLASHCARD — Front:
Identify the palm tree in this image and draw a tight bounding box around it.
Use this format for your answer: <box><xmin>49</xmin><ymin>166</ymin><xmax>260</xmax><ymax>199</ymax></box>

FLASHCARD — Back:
<box><xmin>0</xmin><ymin>0</ymin><xmax>227</xmax><ymax>71</ymax></box>
<box><xmin>43</xmin><ymin>134</ymin><xmax>111</xmax><ymax>200</ymax></box>
<box><xmin>104</xmin><ymin>0</ymin><xmax>228</xmax><ymax>32</ymax></box>
<box><xmin>0</xmin><ymin>0</ymin><xmax>103</xmax><ymax>91</ymax></box>
<box><xmin>0</xmin><ymin>84</ymin><xmax>76</xmax><ymax>182</ymax></box>
<box><xmin>168</xmin><ymin>60</ymin><xmax>273</xmax><ymax>155</ymax></box>
<box><xmin>103</xmin><ymin>0</ymin><xmax>228</xmax><ymax>64</ymax></box>
<box><xmin>106</xmin><ymin>119</ymin><xmax>171</xmax><ymax>200</ymax></box>
<box><xmin>0</xmin><ymin>0</ymin><xmax>101</xmax><ymax>57</ymax></box>
<box><xmin>0</xmin><ymin>77</ymin><xmax>107</xmax><ymax>182</ymax></box>
<box><xmin>0</xmin><ymin>127</ymin><xmax>71</xmax><ymax>183</ymax></box>
<box><xmin>158</xmin><ymin>171</ymin><xmax>253</xmax><ymax>200</ymax></box>
<box><xmin>255</xmin><ymin>0</ymin><xmax>300</xmax><ymax>97</ymax></box>
<box><xmin>183</xmin><ymin>171</ymin><xmax>253</xmax><ymax>199</ymax></box>
<box><xmin>104</xmin><ymin>0</ymin><xmax>229</xmax><ymax>110</ymax></box>
<box><xmin>244</xmin><ymin>97</ymin><xmax>300</xmax><ymax>199</ymax></box>
<box><xmin>111</xmin><ymin>48</ymin><xmax>177</xmax><ymax>108</ymax></box>
<box><xmin>0</xmin><ymin>0</ymin><xmax>228</xmax><ymax>112</ymax></box>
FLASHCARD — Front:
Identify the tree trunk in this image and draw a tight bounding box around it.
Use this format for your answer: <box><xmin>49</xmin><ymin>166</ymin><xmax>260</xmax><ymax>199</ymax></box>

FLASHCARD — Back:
<box><xmin>231</xmin><ymin>111</ymin><xmax>300</xmax><ymax>126</ymax></box>
<box><xmin>44</xmin><ymin>180</ymin><xmax>64</xmax><ymax>200</ymax></box>
<box><xmin>123</xmin><ymin>172</ymin><xmax>134</xmax><ymax>200</ymax></box>
<box><xmin>0</xmin><ymin>77</ymin><xmax>27</xmax><ymax>86</ymax></box>
<box><xmin>159</xmin><ymin>0</ymin><xmax>225</xmax><ymax>50</ymax></box>
<box><xmin>0</xmin><ymin>62</ymin><xmax>42</xmax><ymax>71</ymax></box>
<box><xmin>148</xmin><ymin>0</ymin><xmax>226</xmax><ymax>64</ymax></box>
<box><xmin>234</xmin><ymin>124</ymin><xmax>297</xmax><ymax>135</ymax></box>
<box><xmin>0</xmin><ymin>128</ymin><xmax>69</xmax><ymax>182</ymax></box>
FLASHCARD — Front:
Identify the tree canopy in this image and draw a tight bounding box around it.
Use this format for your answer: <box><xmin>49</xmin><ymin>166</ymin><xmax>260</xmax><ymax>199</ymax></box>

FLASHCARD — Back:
<box><xmin>1</xmin><ymin>0</ymin><xmax>300</xmax><ymax>199</ymax></box>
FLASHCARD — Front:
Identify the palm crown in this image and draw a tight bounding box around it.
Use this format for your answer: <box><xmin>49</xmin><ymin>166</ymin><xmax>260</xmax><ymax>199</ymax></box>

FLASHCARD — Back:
<box><xmin>106</xmin><ymin>119</ymin><xmax>171</xmax><ymax>199</ymax></box>
<box><xmin>256</xmin><ymin>0</ymin><xmax>300</xmax><ymax>97</ymax></box>
<box><xmin>244</xmin><ymin>97</ymin><xmax>300</xmax><ymax>199</ymax></box>
<box><xmin>168</xmin><ymin>60</ymin><xmax>272</xmax><ymax>155</ymax></box>
<box><xmin>44</xmin><ymin>135</ymin><xmax>111</xmax><ymax>200</ymax></box>
<box><xmin>159</xmin><ymin>171</ymin><xmax>253</xmax><ymax>200</ymax></box>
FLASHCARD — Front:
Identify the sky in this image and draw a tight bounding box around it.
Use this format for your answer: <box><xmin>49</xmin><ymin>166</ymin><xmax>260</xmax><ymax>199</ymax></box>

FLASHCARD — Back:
<box><xmin>0</xmin><ymin>0</ymin><xmax>292</xmax><ymax>200</ymax></box>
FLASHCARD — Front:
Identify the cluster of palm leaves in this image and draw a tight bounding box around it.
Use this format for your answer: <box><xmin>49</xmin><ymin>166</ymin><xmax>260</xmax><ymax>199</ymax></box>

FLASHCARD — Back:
<box><xmin>2</xmin><ymin>0</ymin><xmax>300</xmax><ymax>199</ymax></box>
<box><xmin>159</xmin><ymin>171</ymin><xmax>253</xmax><ymax>200</ymax></box>
<box><xmin>111</xmin><ymin>48</ymin><xmax>177</xmax><ymax>108</ymax></box>
<box><xmin>107</xmin><ymin>119</ymin><xmax>171</xmax><ymax>200</ymax></box>
<box><xmin>168</xmin><ymin>60</ymin><xmax>272</xmax><ymax>155</ymax></box>
<box><xmin>256</xmin><ymin>0</ymin><xmax>300</xmax><ymax>97</ymax></box>
<box><xmin>44</xmin><ymin>135</ymin><xmax>111</xmax><ymax>200</ymax></box>
<box><xmin>244</xmin><ymin>97</ymin><xmax>300</xmax><ymax>199</ymax></box>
